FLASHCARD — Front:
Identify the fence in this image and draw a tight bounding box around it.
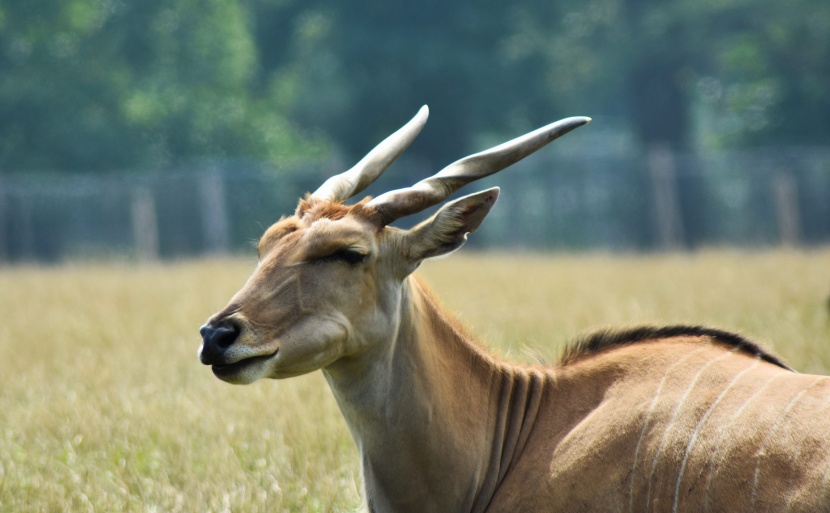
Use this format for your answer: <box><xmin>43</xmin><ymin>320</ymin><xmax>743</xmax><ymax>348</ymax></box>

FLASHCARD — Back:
<box><xmin>1</xmin><ymin>147</ymin><xmax>829</xmax><ymax>263</ymax></box>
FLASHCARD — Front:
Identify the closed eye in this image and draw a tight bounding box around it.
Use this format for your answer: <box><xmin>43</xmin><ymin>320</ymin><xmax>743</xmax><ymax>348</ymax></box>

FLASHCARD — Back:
<box><xmin>317</xmin><ymin>248</ymin><xmax>367</xmax><ymax>265</ymax></box>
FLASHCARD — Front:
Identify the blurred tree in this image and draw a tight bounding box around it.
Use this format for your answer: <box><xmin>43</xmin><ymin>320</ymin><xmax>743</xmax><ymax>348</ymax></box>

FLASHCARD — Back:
<box><xmin>248</xmin><ymin>0</ymin><xmax>585</xmax><ymax>167</ymax></box>
<box><xmin>523</xmin><ymin>0</ymin><xmax>830</xmax><ymax>150</ymax></box>
<box><xmin>0</xmin><ymin>0</ymin><xmax>323</xmax><ymax>173</ymax></box>
<box><xmin>1</xmin><ymin>0</ymin><xmax>827</xmax><ymax>173</ymax></box>
<box><xmin>698</xmin><ymin>0</ymin><xmax>830</xmax><ymax>147</ymax></box>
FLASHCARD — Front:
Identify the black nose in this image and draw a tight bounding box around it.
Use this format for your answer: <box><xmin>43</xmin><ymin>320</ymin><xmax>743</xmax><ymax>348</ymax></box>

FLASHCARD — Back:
<box><xmin>199</xmin><ymin>322</ymin><xmax>240</xmax><ymax>364</ymax></box>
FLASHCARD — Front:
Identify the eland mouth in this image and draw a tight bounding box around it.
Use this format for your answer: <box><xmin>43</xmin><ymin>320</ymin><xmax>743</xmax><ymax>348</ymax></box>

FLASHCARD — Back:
<box><xmin>210</xmin><ymin>350</ymin><xmax>279</xmax><ymax>380</ymax></box>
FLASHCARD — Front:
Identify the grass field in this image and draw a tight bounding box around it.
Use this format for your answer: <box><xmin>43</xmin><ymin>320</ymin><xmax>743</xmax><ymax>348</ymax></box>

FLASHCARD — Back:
<box><xmin>1</xmin><ymin>249</ymin><xmax>829</xmax><ymax>512</ymax></box>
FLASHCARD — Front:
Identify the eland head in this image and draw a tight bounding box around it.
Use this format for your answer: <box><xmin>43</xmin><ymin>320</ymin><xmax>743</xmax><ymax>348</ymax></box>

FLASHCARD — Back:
<box><xmin>198</xmin><ymin>106</ymin><xmax>589</xmax><ymax>385</ymax></box>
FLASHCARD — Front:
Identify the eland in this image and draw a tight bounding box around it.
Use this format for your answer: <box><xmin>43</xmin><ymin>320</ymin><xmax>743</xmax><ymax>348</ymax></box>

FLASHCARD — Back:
<box><xmin>199</xmin><ymin>106</ymin><xmax>830</xmax><ymax>512</ymax></box>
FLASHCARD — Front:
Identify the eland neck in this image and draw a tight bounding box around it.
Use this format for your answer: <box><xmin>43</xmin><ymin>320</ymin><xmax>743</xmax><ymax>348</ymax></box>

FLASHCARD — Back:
<box><xmin>322</xmin><ymin>275</ymin><xmax>552</xmax><ymax>513</ymax></box>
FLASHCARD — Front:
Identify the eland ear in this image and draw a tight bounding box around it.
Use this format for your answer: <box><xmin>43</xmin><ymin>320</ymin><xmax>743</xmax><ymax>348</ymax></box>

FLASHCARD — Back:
<box><xmin>404</xmin><ymin>188</ymin><xmax>500</xmax><ymax>263</ymax></box>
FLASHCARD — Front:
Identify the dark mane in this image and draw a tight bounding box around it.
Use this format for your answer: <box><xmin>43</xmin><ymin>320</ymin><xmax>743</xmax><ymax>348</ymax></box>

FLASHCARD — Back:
<box><xmin>558</xmin><ymin>325</ymin><xmax>791</xmax><ymax>370</ymax></box>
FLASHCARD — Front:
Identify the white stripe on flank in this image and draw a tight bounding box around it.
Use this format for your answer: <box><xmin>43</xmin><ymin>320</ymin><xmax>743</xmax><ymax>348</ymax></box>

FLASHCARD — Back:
<box><xmin>643</xmin><ymin>350</ymin><xmax>735</xmax><ymax>509</ymax></box>
<box><xmin>819</xmin><ymin>450</ymin><xmax>830</xmax><ymax>498</ymax></box>
<box><xmin>628</xmin><ymin>347</ymin><xmax>711</xmax><ymax>513</ymax></box>
<box><xmin>750</xmin><ymin>376</ymin><xmax>827</xmax><ymax>507</ymax></box>
<box><xmin>671</xmin><ymin>356</ymin><xmax>761</xmax><ymax>513</ymax></box>
<box><xmin>702</xmin><ymin>371</ymin><xmax>785</xmax><ymax>512</ymax></box>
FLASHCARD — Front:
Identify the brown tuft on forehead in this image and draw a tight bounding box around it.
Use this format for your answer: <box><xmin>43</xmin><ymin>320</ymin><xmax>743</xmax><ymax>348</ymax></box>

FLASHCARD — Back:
<box><xmin>295</xmin><ymin>196</ymin><xmax>379</xmax><ymax>223</ymax></box>
<box><xmin>258</xmin><ymin>217</ymin><xmax>300</xmax><ymax>257</ymax></box>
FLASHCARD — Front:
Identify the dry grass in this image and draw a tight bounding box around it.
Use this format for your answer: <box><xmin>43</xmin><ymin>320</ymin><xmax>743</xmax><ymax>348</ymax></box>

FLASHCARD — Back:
<box><xmin>1</xmin><ymin>249</ymin><xmax>828</xmax><ymax>511</ymax></box>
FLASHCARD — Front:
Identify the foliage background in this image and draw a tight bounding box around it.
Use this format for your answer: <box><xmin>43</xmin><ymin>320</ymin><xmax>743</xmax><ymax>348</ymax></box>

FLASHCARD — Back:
<box><xmin>1</xmin><ymin>0</ymin><xmax>829</xmax><ymax>172</ymax></box>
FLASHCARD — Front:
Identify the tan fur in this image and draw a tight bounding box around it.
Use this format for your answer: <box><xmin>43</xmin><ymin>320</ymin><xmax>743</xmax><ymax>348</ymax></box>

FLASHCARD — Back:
<box><xmin>203</xmin><ymin>198</ymin><xmax>830</xmax><ymax>513</ymax></box>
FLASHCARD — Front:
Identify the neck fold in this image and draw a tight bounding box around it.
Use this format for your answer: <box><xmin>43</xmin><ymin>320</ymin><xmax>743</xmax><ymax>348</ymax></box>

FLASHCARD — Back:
<box><xmin>323</xmin><ymin>276</ymin><xmax>550</xmax><ymax>512</ymax></box>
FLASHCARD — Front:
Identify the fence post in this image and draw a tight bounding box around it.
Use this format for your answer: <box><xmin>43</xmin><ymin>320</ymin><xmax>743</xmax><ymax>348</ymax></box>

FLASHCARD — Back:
<box><xmin>199</xmin><ymin>170</ymin><xmax>230</xmax><ymax>256</ymax></box>
<box><xmin>0</xmin><ymin>176</ymin><xmax>6</xmax><ymax>263</ymax></box>
<box><xmin>131</xmin><ymin>186</ymin><xmax>159</xmax><ymax>261</ymax></box>
<box><xmin>772</xmin><ymin>171</ymin><xmax>801</xmax><ymax>246</ymax></box>
<box><xmin>647</xmin><ymin>145</ymin><xmax>684</xmax><ymax>250</ymax></box>
<box><xmin>15</xmin><ymin>194</ymin><xmax>35</xmax><ymax>261</ymax></box>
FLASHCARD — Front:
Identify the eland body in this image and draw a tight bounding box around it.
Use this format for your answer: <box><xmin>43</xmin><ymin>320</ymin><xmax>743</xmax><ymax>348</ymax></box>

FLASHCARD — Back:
<box><xmin>199</xmin><ymin>107</ymin><xmax>830</xmax><ymax>512</ymax></box>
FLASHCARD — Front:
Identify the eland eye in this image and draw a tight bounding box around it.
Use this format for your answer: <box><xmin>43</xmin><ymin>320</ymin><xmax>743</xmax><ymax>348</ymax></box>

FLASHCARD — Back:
<box><xmin>319</xmin><ymin>249</ymin><xmax>366</xmax><ymax>265</ymax></box>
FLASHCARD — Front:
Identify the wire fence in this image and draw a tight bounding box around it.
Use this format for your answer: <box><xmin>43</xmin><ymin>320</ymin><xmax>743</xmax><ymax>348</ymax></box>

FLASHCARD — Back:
<box><xmin>1</xmin><ymin>147</ymin><xmax>829</xmax><ymax>263</ymax></box>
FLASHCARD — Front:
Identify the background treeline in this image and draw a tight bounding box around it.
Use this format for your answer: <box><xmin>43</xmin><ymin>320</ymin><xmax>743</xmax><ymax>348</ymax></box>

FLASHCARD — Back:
<box><xmin>2</xmin><ymin>0</ymin><xmax>829</xmax><ymax>171</ymax></box>
<box><xmin>1</xmin><ymin>0</ymin><xmax>829</xmax><ymax>260</ymax></box>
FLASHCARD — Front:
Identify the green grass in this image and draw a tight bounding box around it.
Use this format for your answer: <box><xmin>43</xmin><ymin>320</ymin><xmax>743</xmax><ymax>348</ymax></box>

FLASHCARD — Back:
<box><xmin>1</xmin><ymin>250</ymin><xmax>828</xmax><ymax>511</ymax></box>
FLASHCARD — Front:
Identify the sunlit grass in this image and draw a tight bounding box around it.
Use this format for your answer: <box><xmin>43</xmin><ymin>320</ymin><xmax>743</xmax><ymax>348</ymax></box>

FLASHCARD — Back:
<box><xmin>1</xmin><ymin>249</ymin><xmax>828</xmax><ymax>511</ymax></box>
